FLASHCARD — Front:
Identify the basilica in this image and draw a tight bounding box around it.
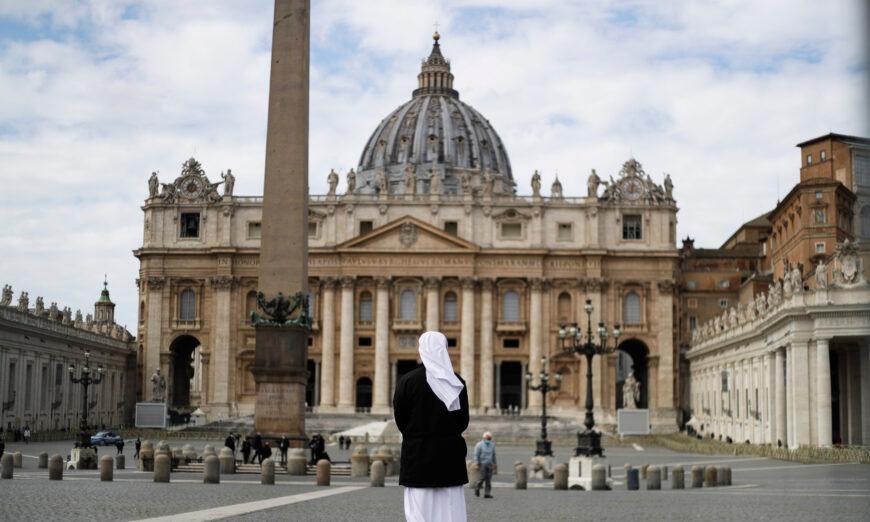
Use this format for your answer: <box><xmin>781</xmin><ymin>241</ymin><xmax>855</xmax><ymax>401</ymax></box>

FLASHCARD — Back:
<box><xmin>135</xmin><ymin>34</ymin><xmax>681</xmax><ymax>431</ymax></box>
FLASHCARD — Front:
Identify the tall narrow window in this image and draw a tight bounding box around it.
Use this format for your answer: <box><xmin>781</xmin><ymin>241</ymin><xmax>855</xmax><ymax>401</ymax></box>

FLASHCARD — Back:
<box><xmin>399</xmin><ymin>289</ymin><xmax>417</xmax><ymax>321</ymax></box>
<box><xmin>443</xmin><ymin>291</ymin><xmax>458</xmax><ymax>322</ymax></box>
<box><xmin>245</xmin><ymin>290</ymin><xmax>257</xmax><ymax>324</ymax></box>
<box><xmin>623</xmin><ymin>291</ymin><xmax>641</xmax><ymax>325</ymax></box>
<box><xmin>179</xmin><ymin>289</ymin><xmax>196</xmax><ymax>320</ymax></box>
<box><xmin>180</xmin><ymin>212</ymin><xmax>200</xmax><ymax>238</ymax></box>
<box><xmin>24</xmin><ymin>364</ymin><xmax>33</xmax><ymax>410</ymax></box>
<box><xmin>557</xmin><ymin>292</ymin><xmax>571</xmax><ymax>323</ymax></box>
<box><xmin>359</xmin><ymin>291</ymin><xmax>373</xmax><ymax>322</ymax></box>
<box><xmin>41</xmin><ymin>365</ymin><xmax>49</xmax><ymax>409</ymax></box>
<box><xmin>308</xmin><ymin>292</ymin><xmax>317</xmax><ymax>320</ymax></box>
<box><xmin>502</xmin><ymin>291</ymin><xmax>520</xmax><ymax>322</ymax></box>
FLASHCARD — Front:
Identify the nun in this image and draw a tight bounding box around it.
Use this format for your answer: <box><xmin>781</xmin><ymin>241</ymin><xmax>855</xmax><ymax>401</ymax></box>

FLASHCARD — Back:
<box><xmin>393</xmin><ymin>331</ymin><xmax>470</xmax><ymax>522</ymax></box>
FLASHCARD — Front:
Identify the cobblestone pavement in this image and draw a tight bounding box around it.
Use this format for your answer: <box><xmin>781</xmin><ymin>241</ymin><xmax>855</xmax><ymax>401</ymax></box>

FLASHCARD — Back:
<box><xmin>1</xmin><ymin>439</ymin><xmax>868</xmax><ymax>521</ymax></box>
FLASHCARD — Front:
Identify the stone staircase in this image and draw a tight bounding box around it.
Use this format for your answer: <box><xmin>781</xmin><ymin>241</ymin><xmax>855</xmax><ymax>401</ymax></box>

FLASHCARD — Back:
<box><xmin>173</xmin><ymin>460</ymin><xmax>353</xmax><ymax>476</ymax></box>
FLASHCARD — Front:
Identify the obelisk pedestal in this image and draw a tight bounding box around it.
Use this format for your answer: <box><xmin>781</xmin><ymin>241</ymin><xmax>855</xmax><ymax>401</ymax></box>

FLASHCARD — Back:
<box><xmin>252</xmin><ymin>0</ymin><xmax>311</xmax><ymax>445</ymax></box>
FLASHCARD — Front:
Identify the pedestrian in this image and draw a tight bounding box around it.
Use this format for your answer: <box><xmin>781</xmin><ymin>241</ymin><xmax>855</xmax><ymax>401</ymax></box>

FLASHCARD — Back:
<box><xmin>116</xmin><ymin>439</ymin><xmax>125</xmax><ymax>455</ymax></box>
<box><xmin>225</xmin><ymin>434</ymin><xmax>236</xmax><ymax>455</ymax></box>
<box><xmin>279</xmin><ymin>435</ymin><xmax>289</xmax><ymax>465</ymax></box>
<box><xmin>308</xmin><ymin>435</ymin><xmax>318</xmax><ymax>465</ymax></box>
<box><xmin>241</xmin><ymin>439</ymin><xmax>252</xmax><ymax>464</ymax></box>
<box><xmin>0</xmin><ymin>437</ymin><xmax>4</xmax><ymax>458</ymax></box>
<box><xmin>338</xmin><ymin>435</ymin><xmax>345</xmax><ymax>451</ymax></box>
<box><xmin>252</xmin><ymin>433</ymin><xmax>263</xmax><ymax>464</ymax></box>
<box><xmin>473</xmin><ymin>432</ymin><xmax>497</xmax><ymax>499</ymax></box>
<box><xmin>259</xmin><ymin>441</ymin><xmax>273</xmax><ymax>464</ymax></box>
<box><xmin>134</xmin><ymin>437</ymin><xmax>141</xmax><ymax>459</ymax></box>
<box><xmin>23</xmin><ymin>425</ymin><xmax>31</xmax><ymax>444</ymax></box>
<box><xmin>394</xmin><ymin>331</ymin><xmax>469</xmax><ymax>522</ymax></box>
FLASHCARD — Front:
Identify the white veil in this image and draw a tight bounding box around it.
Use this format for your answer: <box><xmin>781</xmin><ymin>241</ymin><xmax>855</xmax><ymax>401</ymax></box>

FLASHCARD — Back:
<box><xmin>418</xmin><ymin>331</ymin><xmax>464</xmax><ymax>412</ymax></box>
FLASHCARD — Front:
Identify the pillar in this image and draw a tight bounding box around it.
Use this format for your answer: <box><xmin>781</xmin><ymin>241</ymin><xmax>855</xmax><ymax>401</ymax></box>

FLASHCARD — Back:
<box><xmin>480</xmin><ymin>279</ymin><xmax>494</xmax><ymax>411</ymax></box>
<box><xmin>766</xmin><ymin>351</ymin><xmax>775</xmax><ymax>444</ymax></box>
<box><xmin>210</xmin><ymin>277</ymin><xmax>234</xmax><ymax>417</ymax></box>
<box><xmin>372</xmin><ymin>277</ymin><xmax>391</xmax><ymax>414</ymax></box>
<box><xmin>861</xmin><ymin>342</ymin><xmax>870</xmax><ymax>445</ymax></box>
<box><xmin>656</xmin><ymin>280</ymin><xmax>675</xmax><ymax>413</ymax></box>
<box><xmin>145</xmin><ymin>277</ymin><xmax>165</xmax><ymax>399</ymax></box>
<box><xmin>792</xmin><ymin>341</ymin><xmax>810</xmax><ymax>446</ymax></box>
<box><xmin>319</xmin><ymin>278</ymin><xmax>336</xmax><ymax>410</ymax></box>
<box><xmin>425</xmin><ymin>277</ymin><xmax>439</xmax><ymax>332</ymax></box>
<box><xmin>775</xmin><ymin>347</ymin><xmax>786</xmax><ymax>446</ymax></box>
<box><xmin>527</xmin><ymin>279</ymin><xmax>543</xmax><ymax>410</ymax></box>
<box><xmin>460</xmin><ymin>278</ymin><xmax>476</xmax><ymax>407</ymax></box>
<box><xmin>337</xmin><ymin>276</ymin><xmax>355</xmax><ymax>413</ymax></box>
<box><xmin>816</xmin><ymin>338</ymin><xmax>832</xmax><ymax>446</ymax></box>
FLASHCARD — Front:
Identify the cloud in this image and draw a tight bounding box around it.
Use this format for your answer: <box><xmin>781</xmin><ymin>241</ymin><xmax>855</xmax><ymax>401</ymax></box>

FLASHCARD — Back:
<box><xmin>0</xmin><ymin>0</ymin><xmax>866</xmax><ymax>328</ymax></box>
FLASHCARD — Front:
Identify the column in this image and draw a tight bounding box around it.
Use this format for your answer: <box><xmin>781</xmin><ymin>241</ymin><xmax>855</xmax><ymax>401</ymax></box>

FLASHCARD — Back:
<box><xmin>479</xmin><ymin>279</ymin><xmax>494</xmax><ymax>412</ymax></box>
<box><xmin>520</xmin><ymin>362</ymin><xmax>528</xmax><ymax>408</ymax></box>
<box><xmin>372</xmin><ymin>277</ymin><xmax>391</xmax><ymax>414</ymax></box>
<box><xmin>862</xmin><ymin>342</ymin><xmax>870</xmax><ymax>445</ymax></box>
<box><xmin>775</xmin><ymin>347</ymin><xmax>786</xmax><ymax>445</ymax></box>
<box><xmin>460</xmin><ymin>277</ymin><xmax>476</xmax><ymax>407</ymax></box>
<box><xmin>766</xmin><ymin>351</ymin><xmax>775</xmax><ymax>444</ymax></box>
<box><xmin>313</xmin><ymin>361</ymin><xmax>320</xmax><ymax>408</ymax></box>
<box><xmin>210</xmin><ymin>276</ymin><xmax>234</xmax><ymax>417</ymax></box>
<box><xmin>816</xmin><ymin>338</ymin><xmax>832</xmax><ymax>446</ymax></box>
<box><xmin>792</xmin><ymin>341</ymin><xmax>810</xmax><ymax>446</ymax></box>
<box><xmin>786</xmin><ymin>345</ymin><xmax>795</xmax><ymax>447</ymax></box>
<box><xmin>319</xmin><ymin>278</ymin><xmax>336</xmax><ymax>410</ymax></box>
<box><xmin>656</xmin><ymin>280</ymin><xmax>675</xmax><ymax>413</ymax></box>
<box><xmin>527</xmin><ymin>278</ymin><xmax>543</xmax><ymax>410</ymax></box>
<box><xmin>425</xmin><ymin>277</ymin><xmax>440</xmax><ymax>332</ymax></box>
<box><xmin>494</xmin><ymin>361</ymin><xmax>501</xmax><ymax>410</ymax></box>
<box><xmin>145</xmin><ymin>277</ymin><xmax>165</xmax><ymax>400</ymax></box>
<box><xmin>337</xmin><ymin>276</ymin><xmax>355</xmax><ymax>413</ymax></box>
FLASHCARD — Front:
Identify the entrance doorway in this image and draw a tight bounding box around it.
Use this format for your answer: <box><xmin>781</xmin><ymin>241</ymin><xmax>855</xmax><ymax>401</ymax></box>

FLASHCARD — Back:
<box><xmin>169</xmin><ymin>335</ymin><xmax>201</xmax><ymax>410</ymax></box>
<box><xmin>355</xmin><ymin>377</ymin><xmax>373</xmax><ymax>409</ymax></box>
<box><xmin>306</xmin><ymin>359</ymin><xmax>316</xmax><ymax>408</ymax></box>
<box><xmin>615</xmin><ymin>339</ymin><xmax>649</xmax><ymax>409</ymax></box>
<box><xmin>499</xmin><ymin>362</ymin><xmax>523</xmax><ymax>410</ymax></box>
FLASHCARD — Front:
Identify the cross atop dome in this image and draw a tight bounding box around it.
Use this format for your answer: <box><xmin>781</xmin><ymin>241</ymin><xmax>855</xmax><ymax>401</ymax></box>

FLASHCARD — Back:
<box><xmin>415</xmin><ymin>32</ymin><xmax>457</xmax><ymax>99</ymax></box>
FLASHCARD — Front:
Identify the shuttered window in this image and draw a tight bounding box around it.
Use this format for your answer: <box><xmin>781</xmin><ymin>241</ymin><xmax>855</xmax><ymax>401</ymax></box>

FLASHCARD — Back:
<box><xmin>623</xmin><ymin>291</ymin><xmax>641</xmax><ymax>325</ymax></box>
<box><xmin>443</xmin><ymin>292</ymin><xmax>458</xmax><ymax>322</ymax></box>
<box><xmin>400</xmin><ymin>289</ymin><xmax>417</xmax><ymax>321</ymax></box>
<box><xmin>179</xmin><ymin>289</ymin><xmax>196</xmax><ymax>320</ymax></box>
<box><xmin>502</xmin><ymin>291</ymin><xmax>520</xmax><ymax>322</ymax></box>
<box><xmin>359</xmin><ymin>291</ymin><xmax>373</xmax><ymax>322</ymax></box>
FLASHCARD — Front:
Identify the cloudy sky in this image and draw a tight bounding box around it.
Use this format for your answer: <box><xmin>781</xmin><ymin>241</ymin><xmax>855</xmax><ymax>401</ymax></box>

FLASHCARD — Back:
<box><xmin>0</xmin><ymin>0</ymin><xmax>867</xmax><ymax>328</ymax></box>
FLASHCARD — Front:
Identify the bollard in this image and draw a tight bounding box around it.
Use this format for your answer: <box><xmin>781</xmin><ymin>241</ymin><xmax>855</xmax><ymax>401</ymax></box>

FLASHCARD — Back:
<box><xmin>370</xmin><ymin>460</ymin><xmax>385</xmax><ymax>487</ymax></box>
<box><xmin>139</xmin><ymin>441</ymin><xmax>154</xmax><ymax>472</ymax></box>
<box><xmin>691</xmin><ymin>465</ymin><xmax>704</xmax><ymax>488</ymax></box>
<box><xmin>514</xmin><ymin>464</ymin><xmax>527</xmax><ymax>489</ymax></box>
<box><xmin>286</xmin><ymin>448</ymin><xmax>307</xmax><ymax>475</ymax></box>
<box><xmin>721</xmin><ymin>466</ymin><xmax>732</xmax><ymax>486</ymax></box>
<box><xmin>662</xmin><ymin>465</ymin><xmax>669</xmax><ymax>481</ymax></box>
<box><xmin>1</xmin><ymin>454</ymin><xmax>12</xmax><ymax>479</ymax></box>
<box><xmin>717</xmin><ymin>466</ymin><xmax>728</xmax><ymax>486</ymax></box>
<box><xmin>100</xmin><ymin>455</ymin><xmax>114</xmax><ymax>482</ymax></box>
<box><xmin>350</xmin><ymin>445</ymin><xmax>370</xmax><ymax>478</ymax></box>
<box><xmin>12</xmin><ymin>452</ymin><xmax>22</xmax><ymax>469</ymax></box>
<box><xmin>153</xmin><ymin>454</ymin><xmax>170</xmax><ymax>483</ymax></box>
<box><xmin>261</xmin><ymin>458</ymin><xmax>275</xmax><ymax>485</ymax></box>
<box><xmin>672</xmin><ymin>466</ymin><xmax>685</xmax><ymax>489</ymax></box>
<box><xmin>116</xmin><ymin>454</ymin><xmax>125</xmax><ymax>470</ymax></box>
<box><xmin>202</xmin><ymin>444</ymin><xmax>216</xmax><ymax>460</ymax></box>
<box><xmin>391</xmin><ymin>447</ymin><xmax>402</xmax><ymax>475</ymax></box>
<box><xmin>553</xmin><ymin>463</ymin><xmax>568</xmax><ymax>490</ymax></box>
<box><xmin>38</xmin><ymin>452</ymin><xmax>48</xmax><ymax>469</ymax></box>
<box><xmin>704</xmin><ymin>466</ymin><xmax>717</xmax><ymax>487</ymax></box>
<box><xmin>316</xmin><ymin>459</ymin><xmax>331</xmax><ymax>486</ymax></box>
<box><xmin>640</xmin><ymin>464</ymin><xmax>649</xmax><ymax>480</ymax></box>
<box><xmin>623</xmin><ymin>463</ymin><xmax>632</xmax><ymax>479</ymax></box>
<box><xmin>48</xmin><ymin>454</ymin><xmax>63</xmax><ymax>480</ymax></box>
<box><xmin>591</xmin><ymin>464</ymin><xmax>608</xmax><ymax>491</ymax></box>
<box><xmin>374</xmin><ymin>446</ymin><xmax>393</xmax><ymax>476</ymax></box>
<box><xmin>646</xmin><ymin>466</ymin><xmax>661</xmax><ymax>490</ymax></box>
<box><xmin>219</xmin><ymin>447</ymin><xmax>235</xmax><ymax>474</ymax></box>
<box><xmin>626</xmin><ymin>468</ymin><xmax>639</xmax><ymax>490</ymax></box>
<box><xmin>203</xmin><ymin>455</ymin><xmax>220</xmax><ymax>484</ymax></box>
<box><xmin>467</xmin><ymin>462</ymin><xmax>480</xmax><ymax>489</ymax></box>
<box><xmin>172</xmin><ymin>447</ymin><xmax>183</xmax><ymax>461</ymax></box>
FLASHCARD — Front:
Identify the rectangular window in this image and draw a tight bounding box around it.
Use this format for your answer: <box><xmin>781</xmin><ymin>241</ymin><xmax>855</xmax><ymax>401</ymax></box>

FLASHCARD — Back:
<box><xmin>359</xmin><ymin>220</ymin><xmax>373</xmax><ymax>235</ymax></box>
<box><xmin>689</xmin><ymin>316</ymin><xmax>697</xmax><ymax>331</ymax></box>
<box><xmin>55</xmin><ymin>363</ymin><xmax>63</xmax><ymax>387</ymax></box>
<box><xmin>179</xmin><ymin>212</ymin><xmax>200</xmax><ymax>238</ymax></box>
<box><xmin>308</xmin><ymin>221</ymin><xmax>318</xmax><ymax>237</ymax></box>
<box><xmin>557</xmin><ymin>222</ymin><xmax>573</xmax><ymax>241</ymax></box>
<box><xmin>813</xmin><ymin>209</ymin><xmax>826</xmax><ymax>225</ymax></box>
<box><xmin>357</xmin><ymin>336</ymin><xmax>372</xmax><ymax>347</ymax></box>
<box><xmin>307</xmin><ymin>337</ymin><xmax>313</xmax><ymax>347</ymax></box>
<box><xmin>718</xmin><ymin>280</ymin><xmax>731</xmax><ymax>289</ymax></box>
<box><xmin>247</xmin><ymin>221</ymin><xmax>262</xmax><ymax>239</ymax></box>
<box><xmin>446</xmin><ymin>337</ymin><xmax>457</xmax><ymax>348</ymax></box>
<box><xmin>686</xmin><ymin>280</ymin><xmax>698</xmax><ymax>290</ymax></box>
<box><xmin>815</xmin><ymin>191</ymin><xmax>823</xmax><ymax>200</ymax></box>
<box><xmin>815</xmin><ymin>242</ymin><xmax>825</xmax><ymax>254</ymax></box>
<box><xmin>502</xmin><ymin>338</ymin><xmax>520</xmax><ymax>349</ymax></box>
<box><xmin>500</xmin><ymin>222</ymin><xmax>522</xmax><ymax>239</ymax></box>
<box><xmin>24</xmin><ymin>364</ymin><xmax>32</xmax><ymax>410</ymax></box>
<box><xmin>7</xmin><ymin>362</ymin><xmax>14</xmax><ymax>398</ymax></box>
<box><xmin>622</xmin><ymin>215</ymin><xmax>642</xmax><ymax>240</ymax></box>
<box><xmin>820</xmin><ymin>149</ymin><xmax>826</xmax><ymax>161</ymax></box>
<box><xmin>856</xmin><ymin>154</ymin><xmax>870</xmax><ymax>188</ymax></box>
<box><xmin>444</xmin><ymin>221</ymin><xmax>458</xmax><ymax>236</ymax></box>
<box><xmin>358</xmin><ymin>295</ymin><xmax>373</xmax><ymax>323</ymax></box>
<box><xmin>719</xmin><ymin>299</ymin><xmax>729</xmax><ymax>308</ymax></box>
<box><xmin>806</xmin><ymin>153</ymin><xmax>813</xmax><ymax>165</ymax></box>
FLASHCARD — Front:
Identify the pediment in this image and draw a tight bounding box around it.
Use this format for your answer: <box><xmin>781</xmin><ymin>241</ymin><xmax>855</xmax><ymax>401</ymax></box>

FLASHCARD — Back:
<box><xmin>337</xmin><ymin>216</ymin><xmax>478</xmax><ymax>252</ymax></box>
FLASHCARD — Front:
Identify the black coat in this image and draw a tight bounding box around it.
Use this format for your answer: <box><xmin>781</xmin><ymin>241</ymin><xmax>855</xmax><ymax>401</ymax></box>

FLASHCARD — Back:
<box><xmin>393</xmin><ymin>365</ymin><xmax>469</xmax><ymax>488</ymax></box>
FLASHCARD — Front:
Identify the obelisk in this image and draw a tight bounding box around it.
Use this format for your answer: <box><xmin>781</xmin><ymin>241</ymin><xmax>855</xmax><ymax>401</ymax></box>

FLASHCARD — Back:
<box><xmin>252</xmin><ymin>0</ymin><xmax>310</xmax><ymax>442</ymax></box>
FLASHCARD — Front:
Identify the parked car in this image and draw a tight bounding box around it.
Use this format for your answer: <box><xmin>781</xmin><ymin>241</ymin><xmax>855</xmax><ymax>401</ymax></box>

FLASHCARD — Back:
<box><xmin>90</xmin><ymin>431</ymin><xmax>122</xmax><ymax>446</ymax></box>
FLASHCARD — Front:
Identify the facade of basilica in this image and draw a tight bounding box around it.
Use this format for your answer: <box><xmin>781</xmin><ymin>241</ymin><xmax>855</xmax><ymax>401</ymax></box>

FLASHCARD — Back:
<box><xmin>135</xmin><ymin>35</ymin><xmax>681</xmax><ymax>431</ymax></box>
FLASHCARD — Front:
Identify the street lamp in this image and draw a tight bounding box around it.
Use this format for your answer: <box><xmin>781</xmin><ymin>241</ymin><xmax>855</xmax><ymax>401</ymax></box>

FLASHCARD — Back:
<box><xmin>68</xmin><ymin>350</ymin><xmax>104</xmax><ymax>447</ymax></box>
<box><xmin>526</xmin><ymin>356</ymin><xmax>562</xmax><ymax>456</ymax></box>
<box><xmin>558</xmin><ymin>298</ymin><xmax>621</xmax><ymax>457</ymax></box>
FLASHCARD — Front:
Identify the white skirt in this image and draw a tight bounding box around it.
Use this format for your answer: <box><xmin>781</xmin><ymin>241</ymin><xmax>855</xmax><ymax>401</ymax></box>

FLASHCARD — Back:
<box><xmin>404</xmin><ymin>486</ymin><xmax>467</xmax><ymax>522</ymax></box>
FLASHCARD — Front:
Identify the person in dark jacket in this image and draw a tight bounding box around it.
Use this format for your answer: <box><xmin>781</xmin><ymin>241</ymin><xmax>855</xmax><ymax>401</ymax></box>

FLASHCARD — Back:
<box><xmin>258</xmin><ymin>441</ymin><xmax>272</xmax><ymax>464</ymax></box>
<box><xmin>279</xmin><ymin>435</ymin><xmax>289</xmax><ymax>465</ymax></box>
<box><xmin>252</xmin><ymin>433</ymin><xmax>262</xmax><ymax>463</ymax></box>
<box><xmin>394</xmin><ymin>331</ymin><xmax>469</xmax><ymax>522</ymax></box>
<box><xmin>224</xmin><ymin>435</ymin><xmax>236</xmax><ymax>455</ymax></box>
<box><xmin>241</xmin><ymin>439</ymin><xmax>252</xmax><ymax>464</ymax></box>
<box><xmin>115</xmin><ymin>439</ymin><xmax>124</xmax><ymax>455</ymax></box>
<box><xmin>134</xmin><ymin>437</ymin><xmax>141</xmax><ymax>459</ymax></box>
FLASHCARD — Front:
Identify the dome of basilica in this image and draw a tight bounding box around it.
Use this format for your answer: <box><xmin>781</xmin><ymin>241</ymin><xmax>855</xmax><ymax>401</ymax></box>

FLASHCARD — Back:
<box><xmin>355</xmin><ymin>33</ymin><xmax>514</xmax><ymax>196</ymax></box>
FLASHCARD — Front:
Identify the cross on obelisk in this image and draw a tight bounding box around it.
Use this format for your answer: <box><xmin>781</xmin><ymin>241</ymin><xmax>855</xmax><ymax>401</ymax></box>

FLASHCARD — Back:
<box><xmin>252</xmin><ymin>0</ymin><xmax>310</xmax><ymax>442</ymax></box>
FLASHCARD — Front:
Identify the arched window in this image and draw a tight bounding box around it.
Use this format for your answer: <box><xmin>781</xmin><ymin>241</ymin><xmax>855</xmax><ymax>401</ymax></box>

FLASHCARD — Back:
<box><xmin>400</xmin><ymin>289</ymin><xmax>417</xmax><ymax>321</ymax></box>
<box><xmin>860</xmin><ymin>205</ymin><xmax>870</xmax><ymax>238</ymax></box>
<box><xmin>179</xmin><ymin>289</ymin><xmax>196</xmax><ymax>320</ymax></box>
<box><xmin>443</xmin><ymin>291</ymin><xmax>458</xmax><ymax>322</ymax></box>
<box><xmin>245</xmin><ymin>290</ymin><xmax>257</xmax><ymax>323</ymax></box>
<box><xmin>623</xmin><ymin>291</ymin><xmax>641</xmax><ymax>325</ymax></box>
<box><xmin>502</xmin><ymin>290</ymin><xmax>520</xmax><ymax>322</ymax></box>
<box><xmin>557</xmin><ymin>292</ymin><xmax>571</xmax><ymax>323</ymax></box>
<box><xmin>359</xmin><ymin>291</ymin><xmax>373</xmax><ymax>322</ymax></box>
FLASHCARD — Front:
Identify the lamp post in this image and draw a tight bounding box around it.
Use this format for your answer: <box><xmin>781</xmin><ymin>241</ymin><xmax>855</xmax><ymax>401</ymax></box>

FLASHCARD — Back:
<box><xmin>526</xmin><ymin>356</ymin><xmax>562</xmax><ymax>456</ymax></box>
<box><xmin>68</xmin><ymin>350</ymin><xmax>104</xmax><ymax>447</ymax></box>
<box><xmin>558</xmin><ymin>298</ymin><xmax>620</xmax><ymax>457</ymax></box>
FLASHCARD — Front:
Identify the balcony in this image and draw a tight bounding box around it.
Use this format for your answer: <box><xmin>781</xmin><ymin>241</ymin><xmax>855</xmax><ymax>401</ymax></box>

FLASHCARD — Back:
<box><xmin>172</xmin><ymin>319</ymin><xmax>201</xmax><ymax>330</ymax></box>
<box><xmin>392</xmin><ymin>320</ymin><xmax>422</xmax><ymax>332</ymax></box>
<box><xmin>496</xmin><ymin>321</ymin><xmax>526</xmax><ymax>333</ymax></box>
